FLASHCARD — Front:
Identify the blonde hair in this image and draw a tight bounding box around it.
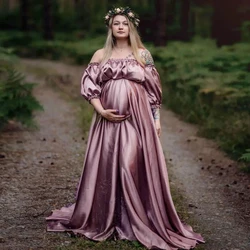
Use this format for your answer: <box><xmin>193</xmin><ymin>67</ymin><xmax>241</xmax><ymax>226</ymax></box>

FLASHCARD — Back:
<box><xmin>101</xmin><ymin>15</ymin><xmax>146</xmax><ymax>66</ymax></box>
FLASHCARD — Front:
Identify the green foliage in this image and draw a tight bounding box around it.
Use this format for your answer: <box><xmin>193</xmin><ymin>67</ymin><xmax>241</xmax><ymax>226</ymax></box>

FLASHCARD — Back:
<box><xmin>192</xmin><ymin>6</ymin><xmax>213</xmax><ymax>38</ymax></box>
<box><xmin>150</xmin><ymin>40</ymin><xmax>250</xmax><ymax>158</ymax></box>
<box><xmin>0</xmin><ymin>8</ymin><xmax>20</xmax><ymax>30</ymax></box>
<box><xmin>241</xmin><ymin>21</ymin><xmax>250</xmax><ymax>42</ymax></box>
<box><xmin>0</xmin><ymin>46</ymin><xmax>18</xmax><ymax>63</ymax></box>
<box><xmin>0</xmin><ymin>31</ymin><xmax>105</xmax><ymax>65</ymax></box>
<box><xmin>21</xmin><ymin>37</ymin><xmax>104</xmax><ymax>64</ymax></box>
<box><xmin>0</xmin><ymin>47</ymin><xmax>43</xmax><ymax>128</ymax></box>
<box><xmin>0</xmin><ymin>31</ymin><xmax>41</xmax><ymax>47</ymax></box>
<box><xmin>239</xmin><ymin>149</ymin><xmax>250</xmax><ymax>173</ymax></box>
<box><xmin>57</xmin><ymin>238</ymin><xmax>145</xmax><ymax>250</ymax></box>
<box><xmin>239</xmin><ymin>149</ymin><xmax>250</xmax><ymax>162</ymax></box>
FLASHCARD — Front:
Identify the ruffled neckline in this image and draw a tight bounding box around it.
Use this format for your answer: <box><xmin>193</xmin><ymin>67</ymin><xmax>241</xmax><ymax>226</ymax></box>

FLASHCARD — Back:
<box><xmin>88</xmin><ymin>58</ymin><xmax>154</xmax><ymax>67</ymax></box>
<box><xmin>88</xmin><ymin>58</ymin><xmax>138</xmax><ymax>66</ymax></box>
<box><xmin>108</xmin><ymin>58</ymin><xmax>137</xmax><ymax>63</ymax></box>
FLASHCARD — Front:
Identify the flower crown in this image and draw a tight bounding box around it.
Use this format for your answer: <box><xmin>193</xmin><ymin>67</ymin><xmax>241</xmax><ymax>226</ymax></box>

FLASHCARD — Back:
<box><xmin>104</xmin><ymin>7</ymin><xmax>140</xmax><ymax>27</ymax></box>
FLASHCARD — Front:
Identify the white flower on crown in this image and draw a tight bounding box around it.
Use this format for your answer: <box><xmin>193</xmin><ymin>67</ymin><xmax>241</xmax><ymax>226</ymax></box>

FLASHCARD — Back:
<box><xmin>128</xmin><ymin>12</ymin><xmax>134</xmax><ymax>17</ymax></box>
<box><xmin>116</xmin><ymin>8</ymin><xmax>121</xmax><ymax>13</ymax></box>
<box><xmin>105</xmin><ymin>15</ymin><xmax>109</xmax><ymax>20</ymax></box>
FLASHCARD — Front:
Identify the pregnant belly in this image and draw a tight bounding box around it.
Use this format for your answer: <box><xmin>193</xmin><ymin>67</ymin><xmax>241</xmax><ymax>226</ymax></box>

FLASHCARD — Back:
<box><xmin>101</xmin><ymin>79</ymin><xmax>131</xmax><ymax>116</ymax></box>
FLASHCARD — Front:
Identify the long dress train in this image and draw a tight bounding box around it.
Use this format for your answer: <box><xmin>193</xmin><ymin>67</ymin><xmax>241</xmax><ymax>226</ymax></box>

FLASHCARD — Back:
<box><xmin>46</xmin><ymin>56</ymin><xmax>204</xmax><ymax>250</ymax></box>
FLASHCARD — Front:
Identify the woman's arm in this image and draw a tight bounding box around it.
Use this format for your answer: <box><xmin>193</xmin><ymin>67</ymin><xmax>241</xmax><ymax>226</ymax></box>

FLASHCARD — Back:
<box><xmin>140</xmin><ymin>49</ymin><xmax>162</xmax><ymax>136</ymax></box>
<box><xmin>90</xmin><ymin>98</ymin><xmax>128</xmax><ymax>123</ymax></box>
<box><xmin>90</xmin><ymin>48</ymin><xmax>104</xmax><ymax>63</ymax></box>
<box><xmin>88</xmin><ymin>49</ymin><xmax>128</xmax><ymax>123</ymax></box>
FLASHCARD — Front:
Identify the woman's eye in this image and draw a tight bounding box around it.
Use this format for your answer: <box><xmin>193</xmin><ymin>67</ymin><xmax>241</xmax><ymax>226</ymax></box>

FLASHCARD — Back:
<box><xmin>113</xmin><ymin>23</ymin><xmax>128</xmax><ymax>26</ymax></box>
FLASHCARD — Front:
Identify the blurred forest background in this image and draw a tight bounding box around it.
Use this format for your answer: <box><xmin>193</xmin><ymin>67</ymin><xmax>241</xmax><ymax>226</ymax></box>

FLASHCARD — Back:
<box><xmin>0</xmin><ymin>0</ymin><xmax>250</xmax><ymax>164</ymax></box>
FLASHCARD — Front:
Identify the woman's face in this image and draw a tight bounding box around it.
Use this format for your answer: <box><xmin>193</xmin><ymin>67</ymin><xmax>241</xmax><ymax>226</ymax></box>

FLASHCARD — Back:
<box><xmin>112</xmin><ymin>15</ymin><xmax>130</xmax><ymax>39</ymax></box>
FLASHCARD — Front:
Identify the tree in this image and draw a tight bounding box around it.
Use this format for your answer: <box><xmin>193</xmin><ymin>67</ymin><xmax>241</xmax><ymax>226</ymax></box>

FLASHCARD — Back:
<box><xmin>43</xmin><ymin>0</ymin><xmax>54</xmax><ymax>40</ymax></box>
<box><xmin>179</xmin><ymin>0</ymin><xmax>191</xmax><ymax>41</ymax></box>
<box><xmin>20</xmin><ymin>0</ymin><xmax>30</xmax><ymax>31</ymax></box>
<box><xmin>165</xmin><ymin>0</ymin><xmax>177</xmax><ymax>40</ymax></box>
<box><xmin>154</xmin><ymin>0</ymin><xmax>167</xmax><ymax>46</ymax></box>
<box><xmin>212</xmin><ymin>0</ymin><xmax>242</xmax><ymax>46</ymax></box>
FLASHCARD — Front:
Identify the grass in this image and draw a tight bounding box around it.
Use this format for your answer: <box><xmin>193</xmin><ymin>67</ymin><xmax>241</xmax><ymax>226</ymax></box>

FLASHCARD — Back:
<box><xmin>240</xmin><ymin>164</ymin><xmax>250</xmax><ymax>173</ymax></box>
<box><xmin>57</xmin><ymin>238</ymin><xmax>146</xmax><ymax>250</ymax></box>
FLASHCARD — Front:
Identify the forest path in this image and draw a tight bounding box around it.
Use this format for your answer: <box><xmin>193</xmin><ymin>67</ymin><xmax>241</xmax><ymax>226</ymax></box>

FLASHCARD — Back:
<box><xmin>0</xmin><ymin>61</ymin><xmax>85</xmax><ymax>250</ymax></box>
<box><xmin>0</xmin><ymin>58</ymin><xmax>249</xmax><ymax>250</ymax></box>
<box><xmin>161</xmin><ymin>110</ymin><xmax>250</xmax><ymax>250</ymax></box>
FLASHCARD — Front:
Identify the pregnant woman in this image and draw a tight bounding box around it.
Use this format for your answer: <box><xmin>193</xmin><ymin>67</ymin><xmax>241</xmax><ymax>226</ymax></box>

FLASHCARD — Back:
<box><xmin>46</xmin><ymin>6</ymin><xmax>204</xmax><ymax>250</ymax></box>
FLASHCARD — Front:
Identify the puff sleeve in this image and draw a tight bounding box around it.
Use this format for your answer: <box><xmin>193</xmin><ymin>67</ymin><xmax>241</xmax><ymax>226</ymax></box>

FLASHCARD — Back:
<box><xmin>80</xmin><ymin>63</ymin><xmax>101</xmax><ymax>102</ymax></box>
<box><xmin>142</xmin><ymin>50</ymin><xmax>162</xmax><ymax>119</ymax></box>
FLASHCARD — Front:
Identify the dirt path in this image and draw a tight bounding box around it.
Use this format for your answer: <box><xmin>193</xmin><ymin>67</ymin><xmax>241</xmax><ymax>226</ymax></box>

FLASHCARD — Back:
<box><xmin>0</xmin><ymin>59</ymin><xmax>250</xmax><ymax>250</ymax></box>
<box><xmin>0</xmin><ymin>68</ymin><xmax>85</xmax><ymax>250</ymax></box>
<box><xmin>161</xmin><ymin>110</ymin><xmax>250</xmax><ymax>250</ymax></box>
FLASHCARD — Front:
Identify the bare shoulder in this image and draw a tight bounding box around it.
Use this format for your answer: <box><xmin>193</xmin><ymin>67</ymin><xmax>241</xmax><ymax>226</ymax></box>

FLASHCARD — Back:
<box><xmin>139</xmin><ymin>48</ymin><xmax>154</xmax><ymax>65</ymax></box>
<box><xmin>90</xmin><ymin>48</ymin><xmax>104</xmax><ymax>63</ymax></box>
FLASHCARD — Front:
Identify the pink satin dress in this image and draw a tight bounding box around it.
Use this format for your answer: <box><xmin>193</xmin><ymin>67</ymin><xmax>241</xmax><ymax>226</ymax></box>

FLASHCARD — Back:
<box><xmin>46</xmin><ymin>57</ymin><xmax>204</xmax><ymax>249</ymax></box>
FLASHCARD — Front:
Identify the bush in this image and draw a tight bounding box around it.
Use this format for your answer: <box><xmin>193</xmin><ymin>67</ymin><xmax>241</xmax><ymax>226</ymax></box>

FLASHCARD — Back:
<box><xmin>151</xmin><ymin>40</ymin><xmax>250</xmax><ymax>158</ymax></box>
<box><xmin>0</xmin><ymin>32</ymin><xmax>38</xmax><ymax>47</ymax></box>
<box><xmin>0</xmin><ymin>31</ymin><xmax>105</xmax><ymax>65</ymax></box>
<box><xmin>0</xmin><ymin>47</ymin><xmax>43</xmax><ymax>128</ymax></box>
<box><xmin>242</xmin><ymin>21</ymin><xmax>250</xmax><ymax>42</ymax></box>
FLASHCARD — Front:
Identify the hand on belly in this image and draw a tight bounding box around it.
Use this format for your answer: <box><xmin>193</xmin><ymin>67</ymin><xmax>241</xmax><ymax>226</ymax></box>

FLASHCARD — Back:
<box><xmin>100</xmin><ymin>109</ymin><xmax>131</xmax><ymax>123</ymax></box>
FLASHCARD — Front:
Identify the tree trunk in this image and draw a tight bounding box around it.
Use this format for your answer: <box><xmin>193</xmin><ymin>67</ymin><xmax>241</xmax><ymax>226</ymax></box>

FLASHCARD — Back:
<box><xmin>74</xmin><ymin>0</ymin><xmax>79</xmax><ymax>7</ymax></box>
<box><xmin>166</xmin><ymin>0</ymin><xmax>176</xmax><ymax>40</ymax></box>
<box><xmin>10</xmin><ymin>0</ymin><xmax>19</xmax><ymax>9</ymax></box>
<box><xmin>154</xmin><ymin>0</ymin><xmax>167</xmax><ymax>46</ymax></box>
<box><xmin>212</xmin><ymin>0</ymin><xmax>242</xmax><ymax>46</ymax></box>
<box><xmin>20</xmin><ymin>0</ymin><xmax>29</xmax><ymax>31</ymax></box>
<box><xmin>180</xmin><ymin>0</ymin><xmax>191</xmax><ymax>41</ymax></box>
<box><xmin>241</xmin><ymin>0</ymin><xmax>250</xmax><ymax>21</ymax></box>
<box><xmin>43</xmin><ymin>0</ymin><xmax>54</xmax><ymax>40</ymax></box>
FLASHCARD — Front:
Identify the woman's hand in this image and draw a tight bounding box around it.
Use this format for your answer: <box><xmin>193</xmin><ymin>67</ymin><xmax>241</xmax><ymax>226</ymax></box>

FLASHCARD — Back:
<box><xmin>100</xmin><ymin>109</ymin><xmax>129</xmax><ymax>123</ymax></box>
<box><xmin>90</xmin><ymin>99</ymin><xmax>129</xmax><ymax>123</ymax></box>
<box><xmin>154</xmin><ymin>119</ymin><xmax>161</xmax><ymax>137</ymax></box>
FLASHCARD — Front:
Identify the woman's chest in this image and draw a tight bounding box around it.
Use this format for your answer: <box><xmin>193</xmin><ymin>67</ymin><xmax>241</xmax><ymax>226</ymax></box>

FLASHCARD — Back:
<box><xmin>98</xmin><ymin>60</ymin><xmax>145</xmax><ymax>83</ymax></box>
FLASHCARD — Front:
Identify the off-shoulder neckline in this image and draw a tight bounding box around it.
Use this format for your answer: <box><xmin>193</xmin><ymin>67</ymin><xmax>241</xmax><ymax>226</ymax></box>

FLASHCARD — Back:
<box><xmin>108</xmin><ymin>58</ymin><xmax>137</xmax><ymax>63</ymax></box>
<box><xmin>89</xmin><ymin>58</ymin><xmax>136</xmax><ymax>63</ymax></box>
<box><xmin>88</xmin><ymin>58</ymin><xmax>154</xmax><ymax>67</ymax></box>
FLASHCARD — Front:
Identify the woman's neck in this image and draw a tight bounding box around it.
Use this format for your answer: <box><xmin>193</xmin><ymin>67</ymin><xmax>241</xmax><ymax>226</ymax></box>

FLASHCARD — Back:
<box><xmin>115</xmin><ymin>39</ymin><xmax>130</xmax><ymax>49</ymax></box>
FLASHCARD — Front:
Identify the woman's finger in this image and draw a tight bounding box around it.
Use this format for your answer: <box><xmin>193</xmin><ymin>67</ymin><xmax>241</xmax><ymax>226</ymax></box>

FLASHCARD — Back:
<box><xmin>108</xmin><ymin>114</ymin><xmax>131</xmax><ymax>122</ymax></box>
<box><xmin>113</xmin><ymin>114</ymin><xmax>126</xmax><ymax>118</ymax></box>
<box><xmin>108</xmin><ymin>109</ymin><xmax>119</xmax><ymax>113</ymax></box>
<box><xmin>157</xmin><ymin>128</ymin><xmax>161</xmax><ymax>136</ymax></box>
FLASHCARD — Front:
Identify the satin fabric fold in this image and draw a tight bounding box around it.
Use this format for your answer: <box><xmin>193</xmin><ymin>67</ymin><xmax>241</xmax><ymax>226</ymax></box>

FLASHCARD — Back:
<box><xmin>46</xmin><ymin>58</ymin><xmax>204</xmax><ymax>249</ymax></box>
